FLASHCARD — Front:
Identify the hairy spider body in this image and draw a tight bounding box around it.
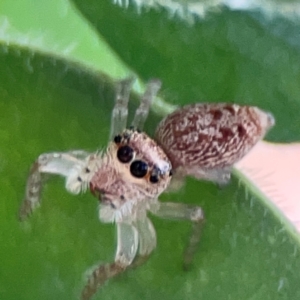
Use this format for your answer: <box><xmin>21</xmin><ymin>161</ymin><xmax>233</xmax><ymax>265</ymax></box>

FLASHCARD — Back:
<box><xmin>19</xmin><ymin>78</ymin><xmax>274</xmax><ymax>300</ymax></box>
<box><xmin>155</xmin><ymin>103</ymin><xmax>274</xmax><ymax>184</ymax></box>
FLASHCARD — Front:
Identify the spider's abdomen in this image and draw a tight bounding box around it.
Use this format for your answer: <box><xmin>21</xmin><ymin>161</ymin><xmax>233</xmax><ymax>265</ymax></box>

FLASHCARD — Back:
<box><xmin>155</xmin><ymin>103</ymin><xmax>274</xmax><ymax>170</ymax></box>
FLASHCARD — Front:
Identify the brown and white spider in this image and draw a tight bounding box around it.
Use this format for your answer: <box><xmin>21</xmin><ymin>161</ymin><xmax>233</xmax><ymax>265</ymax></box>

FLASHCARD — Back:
<box><xmin>19</xmin><ymin>78</ymin><xmax>274</xmax><ymax>300</ymax></box>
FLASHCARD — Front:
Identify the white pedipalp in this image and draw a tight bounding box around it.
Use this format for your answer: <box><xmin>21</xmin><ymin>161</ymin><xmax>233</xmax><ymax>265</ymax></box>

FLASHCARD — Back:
<box><xmin>115</xmin><ymin>222</ymin><xmax>139</xmax><ymax>266</ymax></box>
<box><xmin>98</xmin><ymin>197</ymin><xmax>137</xmax><ymax>224</ymax></box>
<box><xmin>99</xmin><ymin>196</ymin><xmax>156</xmax><ymax>224</ymax></box>
<box><xmin>65</xmin><ymin>150</ymin><xmax>107</xmax><ymax>195</ymax></box>
<box><xmin>65</xmin><ymin>158</ymin><xmax>98</xmax><ymax>194</ymax></box>
<box><xmin>135</xmin><ymin>216</ymin><xmax>157</xmax><ymax>256</ymax></box>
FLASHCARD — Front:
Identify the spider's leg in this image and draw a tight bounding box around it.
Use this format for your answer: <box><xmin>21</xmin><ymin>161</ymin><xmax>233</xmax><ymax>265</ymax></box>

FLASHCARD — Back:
<box><xmin>19</xmin><ymin>151</ymin><xmax>90</xmax><ymax>221</ymax></box>
<box><xmin>135</xmin><ymin>216</ymin><xmax>156</xmax><ymax>256</ymax></box>
<box><xmin>81</xmin><ymin>222</ymin><xmax>138</xmax><ymax>300</ymax></box>
<box><xmin>151</xmin><ymin>202</ymin><xmax>205</xmax><ymax>269</ymax></box>
<box><xmin>67</xmin><ymin>150</ymin><xmax>91</xmax><ymax>160</ymax></box>
<box><xmin>110</xmin><ymin>77</ymin><xmax>135</xmax><ymax>139</ymax></box>
<box><xmin>125</xmin><ymin>216</ymin><xmax>157</xmax><ymax>270</ymax></box>
<box><xmin>175</xmin><ymin>165</ymin><xmax>232</xmax><ymax>186</ymax></box>
<box><xmin>131</xmin><ymin>79</ymin><xmax>161</xmax><ymax>130</ymax></box>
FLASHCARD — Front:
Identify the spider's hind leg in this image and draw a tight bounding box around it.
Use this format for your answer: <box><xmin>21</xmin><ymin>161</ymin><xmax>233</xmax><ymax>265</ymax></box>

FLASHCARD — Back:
<box><xmin>175</xmin><ymin>165</ymin><xmax>232</xmax><ymax>187</ymax></box>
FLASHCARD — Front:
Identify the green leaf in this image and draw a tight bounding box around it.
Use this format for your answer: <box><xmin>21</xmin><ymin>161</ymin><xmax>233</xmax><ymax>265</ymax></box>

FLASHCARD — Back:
<box><xmin>72</xmin><ymin>0</ymin><xmax>300</xmax><ymax>142</ymax></box>
<box><xmin>0</xmin><ymin>1</ymin><xmax>300</xmax><ymax>300</ymax></box>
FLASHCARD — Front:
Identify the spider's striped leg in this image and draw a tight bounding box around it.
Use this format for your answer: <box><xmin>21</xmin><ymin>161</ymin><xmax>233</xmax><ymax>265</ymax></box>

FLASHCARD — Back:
<box><xmin>19</xmin><ymin>151</ymin><xmax>89</xmax><ymax>221</ymax></box>
<box><xmin>81</xmin><ymin>222</ymin><xmax>139</xmax><ymax>300</ymax></box>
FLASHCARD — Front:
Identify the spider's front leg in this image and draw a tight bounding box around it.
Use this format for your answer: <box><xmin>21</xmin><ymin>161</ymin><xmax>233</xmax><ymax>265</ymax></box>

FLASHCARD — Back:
<box><xmin>151</xmin><ymin>202</ymin><xmax>205</xmax><ymax>269</ymax></box>
<box><xmin>82</xmin><ymin>214</ymin><xmax>157</xmax><ymax>300</ymax></box>
<box><xmin>19</xmin><ymin>151</ymin><xmax>90</xmax><ymax>221</ymax></box>
<box><xmin>81</xmin><ymin>222</ymin><xmax>138</xmax><ymax>300</ymax></box>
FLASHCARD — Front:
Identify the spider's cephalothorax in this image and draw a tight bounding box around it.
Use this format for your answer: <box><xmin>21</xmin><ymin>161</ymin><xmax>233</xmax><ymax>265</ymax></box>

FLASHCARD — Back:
<box><xmin>19</xmin><ymin>78</ymin><xmax>274</xmax><ymax>300</ymax></box>
<box><xmin>89</xmin><ymin>128</ymin><xmax>172</xmax><ymax>222</ymax></box>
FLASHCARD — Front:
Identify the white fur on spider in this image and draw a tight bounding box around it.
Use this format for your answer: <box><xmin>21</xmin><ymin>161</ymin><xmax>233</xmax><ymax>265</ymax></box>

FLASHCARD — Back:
<box><xmin>99</xmin><ymin>198</ymin><xmax>156</xmax><ymax>223</ymax></box>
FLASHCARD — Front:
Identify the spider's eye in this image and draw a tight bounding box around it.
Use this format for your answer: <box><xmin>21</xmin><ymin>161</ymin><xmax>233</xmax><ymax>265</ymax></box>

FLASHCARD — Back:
<box><xmin>117</xmin><ymin>145</ymin><xmax>134</xmax><ymax>163</ymax></box>
<box><xmin>149</xmin><ymin>174</ymin><xmax>159</xmax><ymax>183</ymax></box>
<box><xmin>130</xmin><ymin>160</ymin><xmax>148</xmax><ymax>178</ymax></box>
<box><xmin>114</xmin><ymin>135</ymin><xmax>122</xmax><ymax>144</ymax></box>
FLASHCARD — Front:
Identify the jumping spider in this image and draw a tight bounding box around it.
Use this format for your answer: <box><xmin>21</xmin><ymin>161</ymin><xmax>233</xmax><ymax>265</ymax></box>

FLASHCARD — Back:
<box><xmin>19</xmin><ymin>78</ymin><xmax>275</xmax><ymax>299</ymax></box>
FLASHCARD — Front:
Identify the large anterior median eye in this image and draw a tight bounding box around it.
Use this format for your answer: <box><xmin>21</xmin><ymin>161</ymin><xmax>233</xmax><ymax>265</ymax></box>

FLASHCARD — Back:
<box><xmin>130</xmin><ymin>160</ymin><xmax>148</xmax><ymax>178</ymax></box>
<box><xmin>117</xmin><ymin>145</ymin><xmax>134</xmax><ymax>163</ymax></box>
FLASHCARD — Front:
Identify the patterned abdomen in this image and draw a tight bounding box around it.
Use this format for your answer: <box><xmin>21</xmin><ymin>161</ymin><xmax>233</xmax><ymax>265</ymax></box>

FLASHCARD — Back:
<box><xmin>155</xmin><ymin>103</ymin><xmax>274</xmax><ymax>170</ymax></box>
